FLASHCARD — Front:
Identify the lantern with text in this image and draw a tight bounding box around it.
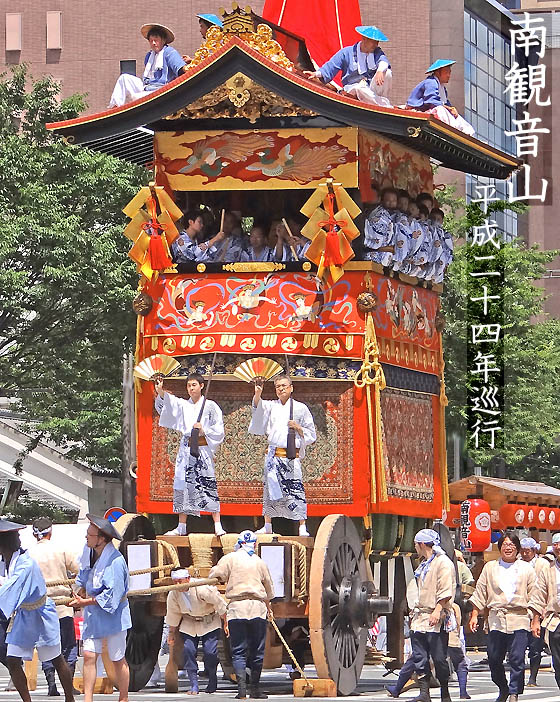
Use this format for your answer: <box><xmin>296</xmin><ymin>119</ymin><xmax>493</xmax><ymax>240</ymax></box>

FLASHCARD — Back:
<box><xmin>526</xmin><ymin>506</ymin><xmax>537</xmax><ymax>528</ymax></box>
<box><xmin>444</xmin><ymin>503</ymin><xmax>461</xmax><ymax>529</ymax></box>
<box><xmin>491</xmin><ymin>509</ymin><xmax>505</xmax><ymax>531</ymax></box>
<box><xmin>549</xmin><ymin>508</ymin><xmax>560</xmax><ymax>529</ymax></box>
<box><xmin>498</xmin><ymin>503</ymin><xmax>527</xmax><ymax>528</ymax></box>
<box><xmin>534</xmin><ymin>507</ymin><xmax>549</xmax><ymax>530</ymax></box>
<box><xmin>460</xmin><ymin>499</ymin><xmax>491</xmax><ymax>552</ymax></box>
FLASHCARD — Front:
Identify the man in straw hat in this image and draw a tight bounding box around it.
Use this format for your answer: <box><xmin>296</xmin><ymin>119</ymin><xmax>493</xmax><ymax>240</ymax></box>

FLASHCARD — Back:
<box><xmin>528</xmin><ymin>531</ymin><xmax>560</xmax><ymax>691</ymax></box>
<box><xmin>28</xmin><ymin>516</ymin><xmax>79</xmax><ymax>697</ymax></box>
<box><xmin>154</xmin><ymin>372</ymin><xmax>226</xmax><ymax>536</ymax></box>
<box><xmin>469</xmin><ymin>533</ymin><xmax>536</xmax><ymax>702</ymax></box>
<box><xmin>0</xmin><ymin>518</ymin><xmax>76</xmax><ymax>702</ymax></box>
<box><xmin>304</xmin><ymin>25</ymin><xmax>392</xmax><ymax>107</ymax></box>
<box><xmin>69</xmin><ymin>514</ymin><xmax>131</xmax><ymax>702</ymax></box>
<box><xmin>408</xmin><ymin>528</ymin><xmax>456</xmax><ymax>702</ymax></box>
<box><xmin>406</xmin><ymin>60</ymin><xmax>475</xmax><ymax>136</ymax></box>
<box><xmin>166</xmin><ymin>567</ymin><xmax>227</xmax><ymax>694</ymax></box>
<box><xmin>250</xmin><ymin>374</ymin><xmax>316</xmax><ymax>537</ymax></box>
<box><xmin>210</xmin><ymin>530</ymin><xmax>274</xmax><ymax>699</ymax></box>
<box><xmin>108</xmin><ymin>23</ymin><xmax>186</xmax><ymax>108</ymax></box>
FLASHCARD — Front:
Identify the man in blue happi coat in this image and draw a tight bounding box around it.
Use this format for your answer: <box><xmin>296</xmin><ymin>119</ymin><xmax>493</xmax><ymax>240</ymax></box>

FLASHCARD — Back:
<box><xmin>70</xmin><ymin>514</ymin><xmax>131</xmax><ymax>702</ymax></box>
<box><xmin>0</xmin><ymin>519</ymin><xmax>75</xmax><ymax>702</ymax></box>
<box><xmin>108</xmin><ymin>23</ymin><xmax>186</xmax><ymax>108</ymax></box>
<box><xmin>406</xmin><ymin>59</ymin><xmax>475</xmax><ymax>136</ymax></box>
<box><xmin>305</xmin><ymin>25</ymin><xmax>392</xmax><ymax>107</ymax></box>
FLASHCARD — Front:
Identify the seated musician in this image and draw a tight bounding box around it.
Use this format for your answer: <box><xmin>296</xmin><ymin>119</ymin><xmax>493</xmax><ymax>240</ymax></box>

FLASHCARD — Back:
<box><xmin>363</xmin><ymin>187</ymin><xmax>398</xmax><ymax>266</ymax></box>
<box><xmin>274</xmin><ymin>219</ymin><xmax>310</xmax><ymax>262</ymax></box>
<box><xmin>212</xmin><ymin>211</ymin><xmax>247</xmax><ymax>263</ymax></box>
<box><xmin>392</xmin><ymin>190</ymin><xmax>413</xmax><ymax>273</ymax></box>
<box><xmin>304</xmin><ymin>26</ymin><xmax>392</xmax><ymax>107</ymax></box>
<box><xmin>241</xmin><ymin>224</ymin><xmax>275</xmax><ymax>262</ymax></box>
<box><xmin>108</xmin><ymin>24</ymin><xmax>186</xmax><ymax>108</ymax></box>
<box><xmin>406</xmin><ymin>60</ymin><xmax>475</xmax><ymax>136</ymax></box>
<box><xmin>172</xmin><ymin>210</ymin><xmax>225</xmax><ymax>263</ymax></box>
<box><xmin>429</xmin><ymin>208</ymin><xmax>454</xmax><ymax>283</ymax></box>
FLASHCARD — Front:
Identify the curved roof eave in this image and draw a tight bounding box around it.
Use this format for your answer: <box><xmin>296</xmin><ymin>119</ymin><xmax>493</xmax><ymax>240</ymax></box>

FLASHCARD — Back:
<box><xmin>47</xmin><ymin>37</ymin><xmax>520</xmax><ymax>179</ymax></box>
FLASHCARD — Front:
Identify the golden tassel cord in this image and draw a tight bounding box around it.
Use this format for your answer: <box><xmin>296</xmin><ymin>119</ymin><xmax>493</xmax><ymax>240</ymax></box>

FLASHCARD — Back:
<box><xmin>354</xmin><ymin>313</ymin><xmax>388</xmax><ymax>502</ymax></box>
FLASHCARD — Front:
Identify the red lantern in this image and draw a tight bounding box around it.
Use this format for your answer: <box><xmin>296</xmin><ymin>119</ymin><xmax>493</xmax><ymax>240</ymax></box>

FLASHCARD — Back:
<box><xmin>499</xmin><ymin>503</ymin><xmax>527</xmax><ymax>528</ymax></box>
<box><xmin>491</xmin><ymin>509</ymin><xmax>505</xmax><ymax>531</ymax></box>
<box><xmin>534</xmin><ymin>507</ymin><xmax>549</xmax><ymax>530</ymax></box>
<box><xmin>444</xmin><ymin>503</ymin><xmax>461</xmax><ymax>529</ymax></box>
<box><xmin>461</xmin><ymin>499</ymin><xmax>491</xmax><ymax>552</ymax></box>
<box><xmin>549</xmin><ymin>508</ymin><xmax>560</xmax><ymax>530</ymax></box>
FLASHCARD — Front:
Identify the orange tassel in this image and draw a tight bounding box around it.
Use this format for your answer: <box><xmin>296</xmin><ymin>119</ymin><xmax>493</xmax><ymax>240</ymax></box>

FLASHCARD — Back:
<box><xmin>148</xmin><ymin>231</ymin><xmax>172</xmax><ymax>270</ymax></box>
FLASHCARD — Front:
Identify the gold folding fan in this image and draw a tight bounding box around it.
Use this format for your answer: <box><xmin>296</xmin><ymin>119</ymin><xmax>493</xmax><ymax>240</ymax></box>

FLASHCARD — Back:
<box><xmin>133</xmin><ymin>354</ymin><xmax>181</xmax><ymax>381</ymax></box>
<box><xmin>233</xmin><ymin>357</ymin><xmax>283</xmax><ymax>383</ymax></box>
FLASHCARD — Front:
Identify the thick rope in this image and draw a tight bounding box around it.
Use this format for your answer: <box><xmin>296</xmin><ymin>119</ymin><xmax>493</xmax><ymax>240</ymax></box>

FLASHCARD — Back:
<box><xmin>45</xmin><ymin>563</ymin><xmax>176</xmax><ymax>588</ymax></box>
<box><xmin>268</xmin><ymin>612</ymin><xmax>311</xmax><ymax>687</ymax></box>
<box><xmin>51</xmin><ymin>577</ymin><xmax>220</xmax><ymax>606</ymax></box>
<box><xmin>188</xmin><ymin>533</ymin><xmax>215</xmax><ymax>571</ymax></box>
<box><xmin>286</xmin><ymin>541</ymin><xmax>307</xmax><ymax>604</ymax></box>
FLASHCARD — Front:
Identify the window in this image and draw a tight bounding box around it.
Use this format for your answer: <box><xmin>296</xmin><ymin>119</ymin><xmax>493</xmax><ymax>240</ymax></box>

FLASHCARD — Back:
<box><xmin>120</xmin><ymin>60</ymin><xmax>137</xmax><ymax>76</ymax></box>
<box><xmin>46</xmin><ymin>11</ymin><xmax>62</xmax><ymax>49</ymax></box>
<box><xmin>6</xmin><ymin>13</ymin><xmax>22</xmax><ymax>51</ymax></box>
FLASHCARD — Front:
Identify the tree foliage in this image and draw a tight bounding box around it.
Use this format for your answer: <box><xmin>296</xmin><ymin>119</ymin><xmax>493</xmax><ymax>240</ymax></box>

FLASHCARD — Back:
<box><xmin>0</xmin><ymin>67</ymin><xmax>145</xmax><ymax>473</ymax></box>
<box><xmin>439</xmin><ymin>184</ymin><xmax>560</xmax><ymax>480</ymax></box>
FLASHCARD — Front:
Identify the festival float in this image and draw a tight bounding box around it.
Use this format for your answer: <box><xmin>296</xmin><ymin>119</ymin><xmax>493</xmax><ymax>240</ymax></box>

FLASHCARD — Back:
<box><xmin>47</xmin><ymin>5</ymin><xmax>520</xmax><ymax>694</ymax></box>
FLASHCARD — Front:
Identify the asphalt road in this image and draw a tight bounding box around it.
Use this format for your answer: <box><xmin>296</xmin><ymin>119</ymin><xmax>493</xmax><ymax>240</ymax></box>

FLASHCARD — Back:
<box><xmin>0</xmin><ymin>657</ymin><xmax>558</xmax><ymax>701</ymax></box>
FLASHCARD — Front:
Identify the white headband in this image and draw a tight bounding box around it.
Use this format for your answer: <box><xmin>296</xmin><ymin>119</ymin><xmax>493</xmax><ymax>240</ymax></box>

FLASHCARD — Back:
<box><xmin>171</xmin><ymin>569</ymin><xmax>190</xmax><ymax>580</ymax></box>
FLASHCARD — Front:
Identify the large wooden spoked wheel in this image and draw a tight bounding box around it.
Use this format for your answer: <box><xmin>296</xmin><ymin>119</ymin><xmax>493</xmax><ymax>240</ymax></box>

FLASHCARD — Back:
<box><xmin>309</xmin><ymin>515</ymin><xmax>372</xmax><ymax>695</ymax></box>
<box><xmin>114</xmin><ymin>513</ymin><xmax>164</xmax><ymax>692</ymax></box>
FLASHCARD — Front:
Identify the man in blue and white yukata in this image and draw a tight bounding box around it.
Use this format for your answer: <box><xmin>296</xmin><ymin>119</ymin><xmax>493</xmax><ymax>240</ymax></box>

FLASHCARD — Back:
<box><xmin>172</xmin><ymin>209</ymin><xmax>226</xmax><ymax>263</ymax></box>
<box><xmin>305</xmin><ymin>25</ymin><xmax>392</xmax><ymax>107</ymax></box>
<box><xmin>0</xmin><ymin>519</ymin><xmax>75</xmax><ymax>702</ymax></box>
<box><xmin>154</xmin><ymin>373</ymin><xmax>226</xmax><ymax>536</ymax></box>
<box><xmin>249</xmin><ymin>374</ymin><xmax>316</xmax><ymax>537</ymax></box>
<box><xmin>70</xmin><ymin>514</ymin><xmax>131</xmax><ymax>702</ymax></box>
<box><xmin>407</xmin><ymin>60</ymin><xmax>475</xmax><ymax>136</ymax></box>
<box><xmin>108</xmin><ymin>23</ymin><xmax>186</xmax><ymax>108</ymax></box>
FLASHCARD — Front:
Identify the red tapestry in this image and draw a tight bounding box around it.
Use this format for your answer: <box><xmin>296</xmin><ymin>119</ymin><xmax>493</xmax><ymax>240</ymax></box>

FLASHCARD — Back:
<box><xmin>149</xmin><ymin>380</ymin><xmax>355</xmax><ymax>504</ymax></box>
<box><xmin>381</xmin><ymin>389</ymin><xmax>434</xmax><ymax>502</ymax></box>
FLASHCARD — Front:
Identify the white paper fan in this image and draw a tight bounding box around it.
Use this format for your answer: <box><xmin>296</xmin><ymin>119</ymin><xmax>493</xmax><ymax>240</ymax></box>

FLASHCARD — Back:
<box><xmin>134</xmin><ymin>354</ymin><xmax>181</xmax><ymax>381</ymax></box>
<box><xmin>233</xmin><ymin>357</ymin><xmax>284</xmax><ymax>383</ymax></box>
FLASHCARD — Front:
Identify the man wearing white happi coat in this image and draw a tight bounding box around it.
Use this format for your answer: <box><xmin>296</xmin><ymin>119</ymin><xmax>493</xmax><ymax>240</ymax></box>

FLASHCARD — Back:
<box><xmin>249</xmin><ymin>375</ymin><xmax>316</xmax><ymax>537</ymax></box>
<box><xmin>469</xmin><ymin>533</ymin><xmax>537</xmax><ymax>702</ymax></box>
<box><xmin>155</xmin><ymin>373</ymin><xmax>225</xmax><ymax>536</ymax></box>
<box><xmin>520</xmin><ymin>537</ymin><xmax>547</xmax><ymax>687</ymax></box>
<box><xmin>528</xmin><ymin>532</ymin><xmax>560</xmax><ymax>691</ymax></box>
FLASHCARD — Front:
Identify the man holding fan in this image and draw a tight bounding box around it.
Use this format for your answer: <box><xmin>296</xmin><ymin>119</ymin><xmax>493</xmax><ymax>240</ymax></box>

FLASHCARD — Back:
<box><xmin>249</xmin><ymin>374</ymin><xmax>316</xmax><ymax>536</ymax></box>
<box><xmin>154</xmin><ymin>371</ymin><xmax>225</xmax><ymax>536</ymax></box>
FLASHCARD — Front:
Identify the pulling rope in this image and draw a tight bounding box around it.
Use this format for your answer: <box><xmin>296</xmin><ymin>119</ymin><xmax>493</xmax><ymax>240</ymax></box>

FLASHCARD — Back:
<box><xmin>51</xmin><ymin>577</ymin><xmax>220</xmax><ymax>607</ymax></box>
<box><xmin>45</xmin><ymin>562</ymin><xmax>177</xmax><ymax>588</ymax></box>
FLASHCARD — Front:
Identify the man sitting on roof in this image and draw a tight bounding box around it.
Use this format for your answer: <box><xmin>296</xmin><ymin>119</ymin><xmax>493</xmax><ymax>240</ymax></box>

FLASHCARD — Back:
<box><xmin>406</xmin><ymin>60</ymin><xmax>475</xmax><ymax>136</ymax></box>
<box><xmin>304</xmin><ymin>26</ymin><xmax>392</xmax><ymax>107</ymax></box>
<box><xmin>108</xmin><ymin>23</ymin><xmax>186</xmax><ymax>109</ymax></box>
<box><xmin>197</xmin><ymin>13</ymin><xmax>223</xmax><ymax>38</ymax></box>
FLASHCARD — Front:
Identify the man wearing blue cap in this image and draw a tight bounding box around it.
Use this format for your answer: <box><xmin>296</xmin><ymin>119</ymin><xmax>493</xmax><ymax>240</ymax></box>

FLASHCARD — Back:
<box><xmin>108</xmin><ymin>23</ymin><xmax>187</xmax><ymax>108</ymax></box>
<box><xmin>197</xmin><ymin>13</ymin><xmax>223</xmax><ymax>38</ymax></box>
<box><xmin>408</xmin><ymin>528</ymin><xmax>456</xmax><ymax>702</ymax></box>
<box><xmin>529</xmin><ymin>532</ymin><xmax>560</xmax><ymax>692</ymax></box>
<box><xmin>406</xmin><ymin>60</ymin><xmax>474</xmax><ymax>136</ymax></box>
<box><xmin>210</xmin><ymin>531</ymin><xmax>274</xmax><ymax>699</ymax></box>
<box><xmin>304</xmin><ymin>26</ymin><xmax>392</xmax><ymax>107</ymax></box>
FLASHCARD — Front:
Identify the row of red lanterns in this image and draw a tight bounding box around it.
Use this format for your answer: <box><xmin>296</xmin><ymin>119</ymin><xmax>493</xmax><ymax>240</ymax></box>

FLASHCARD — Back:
<box><xmin>443</xmin><ymin>500</ymin><xmax>560</xmax><ymax>552</ymax></box>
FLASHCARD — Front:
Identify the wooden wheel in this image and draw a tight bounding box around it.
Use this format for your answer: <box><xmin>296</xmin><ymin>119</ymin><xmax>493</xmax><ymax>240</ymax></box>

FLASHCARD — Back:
<box><xmin>309</xmin><ymin>515</ymin><xmax>374</xmax><ymax>695</ymax></box>
<box><xmin>113</xmin><ymin>513</ymin><xmax>163</xmax><ymax>692</ymax></box>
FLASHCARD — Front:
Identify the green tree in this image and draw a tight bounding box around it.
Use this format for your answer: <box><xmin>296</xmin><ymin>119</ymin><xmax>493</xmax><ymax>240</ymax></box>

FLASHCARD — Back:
<box><xmin>0</xmin><ymin>66</ymin><xmax>144</xmax><ymax>473</ymax></box>
<box><xmin>440</xmin><ymin>184</ymin><xmax>560</xmax><ymax>478</ymax></box>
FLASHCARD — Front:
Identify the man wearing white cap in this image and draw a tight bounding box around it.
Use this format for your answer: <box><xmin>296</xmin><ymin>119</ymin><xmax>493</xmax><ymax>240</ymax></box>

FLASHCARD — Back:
<box><xmin>70</xmin><ymin>514</ymin><xmax>131</xmax><ymax>702</ymax></box>
<box><xmin>108</xmin><ymin>23</ymin><xmax>186</xmax><ymax>108</ymax></box>
<box><xmin>520</xmin><ymin>537</ymin><xmax>546</xmax><ymax>686</ymax></box>
<box><xmin>210</xmin><ymin>531</ymin><xmax>274</xmax><ymax>699</ymax></box>
<box><xmin>469</xmin><ymin>533</ymin><xmax>536</xmax><ymax>702</ymax></box>
<box><xmin>408</xmin><ymin>528</ymin><xmax>456</xmax><ymax>702</ymax></box>
<box><xmin>406</xmin><ymin>61</ymin><xmax>475</xmax><ymax>136</ymax></box>
<box><xmin>528</xmin><ymin>532</ymin><xmax>560</xmax><ymax>691</ymax></box>
<box><xmin>304</xmin><ymin>25</ymin><xmax>392</xmax><ymax>107</ymax></box>
<box><xmin>0</xmin><ymin>518</ymin><xmax>76</xmax><ymax>702</ymax></box>
<box><xmin>166</xmin><ymin>567</ymin><xmax>227</xmax><ymax>694</ymax></box>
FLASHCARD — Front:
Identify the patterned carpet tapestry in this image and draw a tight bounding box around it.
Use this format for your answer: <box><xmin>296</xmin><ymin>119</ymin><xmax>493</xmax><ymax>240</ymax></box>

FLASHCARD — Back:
<box><xmin>150</xmin><ymin>380</ymin><xmax>354</xmax><ymax>504</ymax></box>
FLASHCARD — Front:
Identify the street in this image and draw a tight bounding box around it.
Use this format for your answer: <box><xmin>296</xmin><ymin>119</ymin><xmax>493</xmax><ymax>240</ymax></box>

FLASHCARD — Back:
<box><xmin>1</xmin><ymin>656</ymin><xmax>558</xmax><ymax>702</ymax></box>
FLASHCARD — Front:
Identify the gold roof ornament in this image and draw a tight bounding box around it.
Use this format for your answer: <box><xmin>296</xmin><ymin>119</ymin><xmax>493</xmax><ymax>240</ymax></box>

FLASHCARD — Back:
<box><xmin>189</xmin><ymin>3</ymin><xmax>294</xmax><ymax>71</ymax></box>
